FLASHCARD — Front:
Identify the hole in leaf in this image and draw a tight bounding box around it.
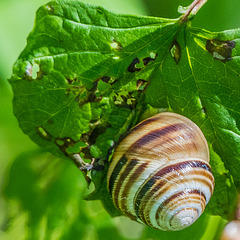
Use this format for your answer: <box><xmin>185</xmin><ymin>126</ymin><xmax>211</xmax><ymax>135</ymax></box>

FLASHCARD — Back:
<box><xmin>46</xmin><ymin>4</ymin><xmax>54</xmax><ymax>12</ymax></box>
<box><xmin>110</xmin><ymin>39</ymin><xmax>122</xmax><ymax>51</ymax></box>
<box><xmin>101</xmin><ymin>76</ymin><xmax>111</xmax><ymax>83</ymax></box>
<box><xmin>111</xmin><ymin>42</ymin><xmax>118</xmax><ymax>48</ymax></box>
<box><xmin>101</xmin><ymin>76</ymin><xmax>117</xmax><ymax>85</ymax></box>
<box><xmin>206</xmin><ymin>39</ymin><xmax>236</xmax><ymax>62</ymax></box>
<box><xmin>136</xmin><ymin>79</ymin><xmax>148</xmax><ymax>91</ymax></box>
<box><xmin>150</xmin><ymin>52</ymin><xmax>157</xmax><ymax>59</ymax></box>
<box><xmin>87</xmin><ymin>80</ymin><xmax>104</xmax><ymax>103</ymax></box>
<box><xmin>66</xmin><ymin>78</ymin><xmax>74</xmax><ymax>84</ymax></box>
<box><xmin>25</xmin><ymin>63</ymin><xmax>42</xmax><ymax>80</ymax></box>
<box><xmin>142</xmin><ymin>52</ymin><xmax>157</xmax><ymax>65</ymax></box>
<box><xmin>170</xmin><ymin>40</ymin><xmax>181</xmax><ymax>64</ymax></box>
<box><xmin>36</xmin><ymin>127</ymin><xmax>51</xmax><ymax>140</ymax></box>
<box><xmin>114</xmin><ymin>91</ymin><xmax>137</xmax><ymax>108</ymax></box>
<box><xmin>202</xmin><ymin>107</ymin><xmax>207</xmax><ymax>114</ymax></box>
<box><xmin>55</xmin><ymin>137</ymin><xmax>91</xmax><ymax>158</ymax></box>
<box><xmin>128</xmin><ymin>53</ymin><xmax>157</xmax><ymax>73</ymax></box>
<box><xmin>127</xmin><ymin>58</ymin><xmax>142</xmax><ymax>72</ymax></box>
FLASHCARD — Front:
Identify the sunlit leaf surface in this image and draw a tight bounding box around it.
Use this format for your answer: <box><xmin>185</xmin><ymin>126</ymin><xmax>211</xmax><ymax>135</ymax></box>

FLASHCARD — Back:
<box><xmin>7</xmin><ymin>0</ymin><xmax>240</xmax><ymax>239</ymax></box>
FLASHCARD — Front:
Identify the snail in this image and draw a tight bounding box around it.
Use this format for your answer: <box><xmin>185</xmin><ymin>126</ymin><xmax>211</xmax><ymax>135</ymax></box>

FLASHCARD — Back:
<box><xmin>107</xmin><ymin>112</ymin><xmax>214</xmax><ymax>231</ymax></box>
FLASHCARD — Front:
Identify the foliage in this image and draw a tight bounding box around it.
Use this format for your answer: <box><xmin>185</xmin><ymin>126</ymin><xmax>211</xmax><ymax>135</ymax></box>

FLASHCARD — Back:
<box><xmin>3</xmin><ymin>0</ymin><xmax>240</xmax><ymax>239</ymax></box>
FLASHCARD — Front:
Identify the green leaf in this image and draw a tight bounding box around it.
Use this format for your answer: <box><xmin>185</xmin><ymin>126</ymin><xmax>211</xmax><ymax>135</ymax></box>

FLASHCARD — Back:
<box><xmin>206</xmin><ymin>146</ymin><xmax>237</xmax><ymax>219</ymax></box>
<box><xmin>10</xmin><ymin>0</ymin><xmax>176</xmax><ymax>160</ymax></box>
<box><xmin>9</xmin><ymin>0</ymin><xmax>240</xmax><ymax>224</ymax></box>
<box><xmin>84</xmin><ymin>166</ymin><xmax>122</xmax><ymax>218</ymax></box>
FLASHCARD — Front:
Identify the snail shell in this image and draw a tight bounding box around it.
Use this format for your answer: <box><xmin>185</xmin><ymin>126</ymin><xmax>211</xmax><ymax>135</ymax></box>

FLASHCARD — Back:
<box><xmin>107</xmin><ymin>112</ymin><xmax>214</xmax><ymax>231</ymax></box>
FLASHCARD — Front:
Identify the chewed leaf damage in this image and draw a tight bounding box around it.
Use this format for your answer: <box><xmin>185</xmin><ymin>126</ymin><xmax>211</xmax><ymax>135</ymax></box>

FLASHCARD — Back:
<box><xmin>36</xmin><ymin>127</ymin><xmax>52</xmax><ymax>140</ymax></box>
<box><xmin>25</xmin><ymin>62</ymin><xmax>44</xmax><ymax>80</ymax></box>
<box><xmin>206</xmin><ymin>39</ymin><xmax>236</xmax><ymax>62</ymax></box>
<box><xmin>127</xmin><ymin>53</ymin><xmax>157</xmax><ymax>73</ymax></box>
<box><xmin>170</xmin><ymin>40</ymin><xmax>181</xmax><ymax>64</ymax></box>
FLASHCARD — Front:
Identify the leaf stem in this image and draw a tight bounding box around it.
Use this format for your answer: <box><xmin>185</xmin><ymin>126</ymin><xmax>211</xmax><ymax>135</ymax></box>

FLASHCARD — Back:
<box><xmin>180</xmin><ymin>0</ymin><xmax>208</xmax><ymax>23</ymax></box>
<box><xmin>71</xmin><ymin>153</ymin><xmax>94</xmax><ymax>171</ymax></box>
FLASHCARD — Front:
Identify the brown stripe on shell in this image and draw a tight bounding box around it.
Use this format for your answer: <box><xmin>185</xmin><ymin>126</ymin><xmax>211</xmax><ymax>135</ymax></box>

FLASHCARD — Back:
<box><xmin>111</xmin><ymin>116</ymin><xmax>161</xmax><ymax>155</ymax></box>
<box><xmin>166</xmin><ymin>194</ymin><xmax>206</xmax><ymax>213</ymax></box>
<box><xmin>117</xmin><ymin>161</ymin><xmax>149</xmax><ymax>221</ymax></box>
<box><xmin>128</xmin><ymin>116</ymin><xmax>162</xmax><ymax>135</ymax></box>
<box><xmin>127</xmin><ymin>123</ymin><xmax>185</xmax><ymax>153</ymax></box>
<box><xmin>134</xmin><ymin>160</ymin><xmax>213</xmax><ymax>213</ymax></box>
<box><xmin>159</xmin><ymin>189</ymin><xmax>206</xmax><ymax>210</ymax></box>
<box><xmin>155</xmin><ymin>191</ymin><xmax>206</xmax><ymax>229</ymax></box>
<box><xmin>135</xmin><ymin>161</ymin><xmax>214</xmax><ymax>224</ymax></box>
<box><xmin>107</xmin><ymin>112</ymin><xmax>213</xmax><ymax>231</ymax></box>
<box><xmin>107</xmin><ymin>115</ymin><xmax>164</xmax><ymax>169</ymax></box>
<box><xmin>135</xmin><ymin>134</ymin><xmax>199</xmax><ymax>161</ymax></box>
<box><xmin>125</xmin><ymin>125</ymin><xmax>202</xmax><ymax>163</ymax></box>
<box><xmin>108</xmin><ymin>155</ymin><xmax>128</xmax><ymax>197</ymax></box>
<box><xmin>138</xmin><ymin>176</ymin><xmax>212</xmax><ymax>226</ymax></box>
<box><xmin>142</xmin><ymin>166</ymin><xmax>214</xmax><ymax>204</ymax></box>
<box><xmin>112</xmin><ymin>158</ymin><xmax>139</xmax><ymax>210</ymax></box>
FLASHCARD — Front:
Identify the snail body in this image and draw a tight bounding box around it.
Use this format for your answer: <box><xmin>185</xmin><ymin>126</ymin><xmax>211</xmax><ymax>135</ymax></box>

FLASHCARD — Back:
<box><xmin>107</xmin><ymin>112</ymin><xmax>214</xmax><ymax>231</ymax></box>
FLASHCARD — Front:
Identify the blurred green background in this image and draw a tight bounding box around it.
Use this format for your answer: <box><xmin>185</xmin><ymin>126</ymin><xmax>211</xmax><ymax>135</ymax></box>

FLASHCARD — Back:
<box><xmin>0</xmin><ymin>0</ymin><xmax>239</xmax><ymax>239</ymax></box>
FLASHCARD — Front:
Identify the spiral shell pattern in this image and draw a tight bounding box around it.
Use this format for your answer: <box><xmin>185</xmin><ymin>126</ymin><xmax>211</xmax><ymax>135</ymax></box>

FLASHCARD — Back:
<box><xmin>107</xmin><ymin>112</ymin><xmax>214</xmax><ymax>231</ymax></box>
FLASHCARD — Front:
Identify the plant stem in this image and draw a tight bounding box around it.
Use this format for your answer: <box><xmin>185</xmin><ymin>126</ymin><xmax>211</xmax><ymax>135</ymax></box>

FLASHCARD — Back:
<box><xmin>71</xmin><ymin>153</ymin><xmax>93</xmax><ymax>170</ymax></box>
<box><xmin>180</xmin><ymin>0</ymin><xmax>208</xmax><ymax>23</ymax></box>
